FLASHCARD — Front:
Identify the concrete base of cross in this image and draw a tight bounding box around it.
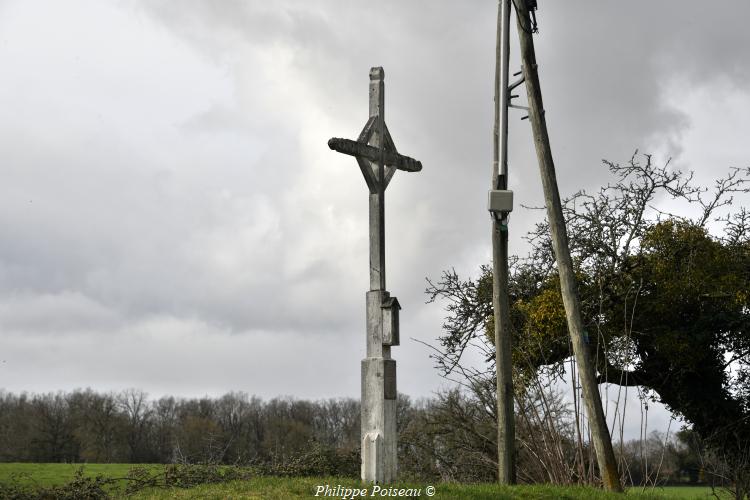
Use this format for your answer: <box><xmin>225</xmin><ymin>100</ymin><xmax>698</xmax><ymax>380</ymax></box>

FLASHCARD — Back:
<box><xmin>361</xmin><ymin>358</ymin><xmax>397</xmax><ymax>483</ymax></box>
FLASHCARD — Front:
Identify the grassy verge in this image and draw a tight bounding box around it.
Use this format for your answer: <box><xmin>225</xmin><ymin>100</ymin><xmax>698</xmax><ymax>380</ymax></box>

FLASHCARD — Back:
<box><xmin>629</xmin><ymin>485</ymin><xmax>730</xmax><ymax>499</ymax></box>
<box><xmin>0</xmin><ymin>463</ymin><xmax>729</xmax><ymax>499</ymax></box>
<box><xmin>0</xmin><ymin>463</ymin><xmax>248</xmax><ymax>498</ymax></box>
<box><xmin>128</xmin><ymin>478</ymin><xmax>723</xmax><ymax>499</ymax></box>
<box><xmin>0</xmin><ymin>463</ymin><xmax>161</xmax><ymax>487</ymax></box>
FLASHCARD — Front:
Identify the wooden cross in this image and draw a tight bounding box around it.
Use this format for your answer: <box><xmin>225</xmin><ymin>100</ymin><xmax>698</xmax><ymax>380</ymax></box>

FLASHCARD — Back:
<box><xmin>327</xmin><ymin>67</ymin><xmax>422</xmax><ymax>484</ymax></box>
<box><xmin>328</xmin><ymin>67</ymin><xmax>422</xmax><ymax>292</ymax></box>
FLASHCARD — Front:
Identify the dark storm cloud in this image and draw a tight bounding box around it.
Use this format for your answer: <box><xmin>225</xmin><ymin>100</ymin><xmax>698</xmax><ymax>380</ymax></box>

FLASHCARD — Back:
<box><xmin>0</xmin><ymin>1</ymin><xmax>748</xmax><ymax>403</ymax></box>
<box><xmin>532</xmin><ymin>2</ymin><xmax>750</xmax><ymax>174</ymax></box>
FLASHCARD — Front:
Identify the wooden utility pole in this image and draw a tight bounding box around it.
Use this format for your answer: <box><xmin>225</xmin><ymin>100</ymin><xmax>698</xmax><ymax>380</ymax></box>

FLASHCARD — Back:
<box><xmin>492</xmin><ymin>0</ymin><xmax>516</xmax><ymax>485</ymax></box>
<box><xmin>513</xmin><ymin>0</ymin><xmax>623</xmax><ymax>492</ymax></box>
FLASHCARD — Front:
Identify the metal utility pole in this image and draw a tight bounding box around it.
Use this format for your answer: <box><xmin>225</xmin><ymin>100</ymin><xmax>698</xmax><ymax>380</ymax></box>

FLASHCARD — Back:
<box><xmin>512</xmin><ymin>0</ymin><xmax>623</xmax><ymax>491</ymax></box>
<box><xmin>491</xmin><ymin>0</ymin><xmax>516</xmax><ymax>485</ymax></box>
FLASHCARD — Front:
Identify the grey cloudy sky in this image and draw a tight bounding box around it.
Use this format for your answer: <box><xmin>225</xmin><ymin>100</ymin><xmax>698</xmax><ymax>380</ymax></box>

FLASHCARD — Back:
<box><xmin>1</xmin><ymin>1</ymin><xmax>749</xmax><ymax>438</ymax></box>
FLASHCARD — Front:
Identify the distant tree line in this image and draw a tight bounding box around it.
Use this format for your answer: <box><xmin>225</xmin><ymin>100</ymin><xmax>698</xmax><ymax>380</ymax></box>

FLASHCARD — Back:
<box><xmin>0</xmin><ymin>387</ymin><xmax>719</xmax><ymax>488</ymax></box>
<box><xmin>0</xmin><ymin>389</ymin><xmax>361</xmax><ymax>466</ymax></box>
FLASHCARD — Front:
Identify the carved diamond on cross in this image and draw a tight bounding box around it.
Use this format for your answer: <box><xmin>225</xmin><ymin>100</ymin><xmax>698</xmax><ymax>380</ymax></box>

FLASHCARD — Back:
<box><xmin>328</xmin><ymin>68</ymin><xmax>422</xmax><ymax>194</ymax></box>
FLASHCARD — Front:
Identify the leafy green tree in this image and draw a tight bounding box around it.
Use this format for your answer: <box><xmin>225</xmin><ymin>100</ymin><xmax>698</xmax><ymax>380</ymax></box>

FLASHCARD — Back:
<box><xmin>427</xmin><ymin>154</ymin><xmax>750</xmax><ymax>470</ymax></box>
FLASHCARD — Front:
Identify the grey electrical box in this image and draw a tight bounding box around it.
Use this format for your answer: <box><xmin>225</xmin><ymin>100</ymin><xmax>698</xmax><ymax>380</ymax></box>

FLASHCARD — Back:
<box><xmin>382</xmin><ymin>296</ymin><xmax>401</xmax><ymax>346</ymax></box>
<box><xmin>488</xmin><ymin>190</ymin><xmax>514</xmax><ymax>214</ymax></box>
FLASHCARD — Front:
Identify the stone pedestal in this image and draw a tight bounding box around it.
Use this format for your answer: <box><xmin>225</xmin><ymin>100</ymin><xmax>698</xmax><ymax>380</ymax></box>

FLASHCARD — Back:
<box><xmin>361</xmin><ymin>291</ymin><xmax>397</xmax><ymax>483</ymax></box>
<box><xmin>361</xmin><ymin>358</ymin><xmax>397</xmax><ymax>483</ymax></box>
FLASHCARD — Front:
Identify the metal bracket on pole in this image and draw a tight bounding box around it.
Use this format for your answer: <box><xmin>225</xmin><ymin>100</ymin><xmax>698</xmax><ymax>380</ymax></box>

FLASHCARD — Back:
<box><xmin>508</xmin><ymin>75</ymin><xmax>525</xmax><ymax>92</ymax></box>
<box><xmin>508</xmin><ymin>68</ymin><xmax>529</xmax><ymax>120</ymax></box>
<box><xmin>508</xmin><ymin>103</ymin><xmax>529</xmax><ymax>112</ymax></box>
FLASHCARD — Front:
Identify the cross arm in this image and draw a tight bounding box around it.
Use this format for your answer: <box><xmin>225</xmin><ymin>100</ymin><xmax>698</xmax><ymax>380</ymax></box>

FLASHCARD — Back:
<box><xmin>328</xmin><ymin>138</ymin><xmax>422</xmax><ymax>173</ymax></box>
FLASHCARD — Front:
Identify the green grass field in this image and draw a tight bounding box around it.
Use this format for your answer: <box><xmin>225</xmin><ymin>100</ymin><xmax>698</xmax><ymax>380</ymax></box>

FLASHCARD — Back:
<box><xmin>0</xmin><ymin>463</ymin><xmax>731</xmax><ymax>499</ymax></box>
<box><xmin>0</xmin><ymin>462</ymin><xmax>162</xmax><ymax>486</ymax></box>
<box><xmin>127</xmin><ymin>479</ymin><xmax>725</xmax><ymax>500</ymax></box>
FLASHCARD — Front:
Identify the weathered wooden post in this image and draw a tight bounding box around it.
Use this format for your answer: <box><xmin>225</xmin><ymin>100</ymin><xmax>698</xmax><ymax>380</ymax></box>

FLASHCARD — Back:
<box><xmin>513</xmin><ymin>0</ymin><xmax>622</xmax><ymax>491</ymax></box>
<box><xmin>328</xmin><ymin>67</ymin><xmax>422</xmax><ymax>483</ymax></box>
